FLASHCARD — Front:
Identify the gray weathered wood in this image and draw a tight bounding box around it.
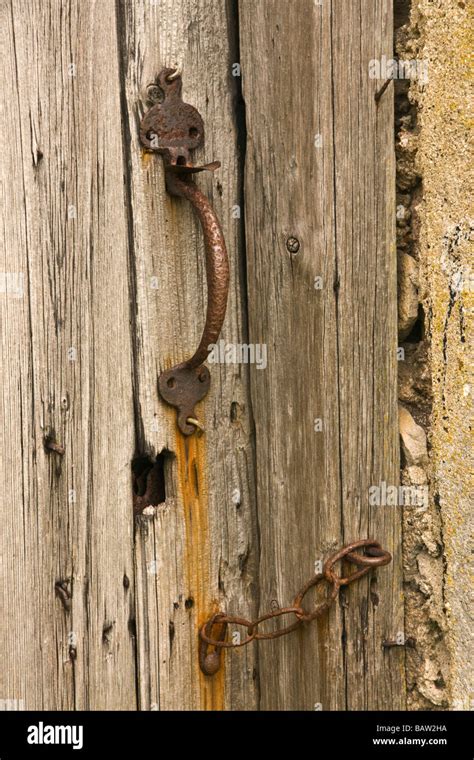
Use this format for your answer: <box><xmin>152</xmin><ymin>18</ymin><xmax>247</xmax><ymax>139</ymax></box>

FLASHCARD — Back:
<box><xmin>1</xmin><ymin>0</ymin><xmax>136</xmax><ymax>709</ymax></box>
<box><xmin>117</xmin><ymin>0</ymin><xmax>259</xmax><ymax>710</ymax></box>
<box><xmin>240</xmin><ymin>0</ymin><xmax>404</xmax><ymax>710</ymax></box>
<box><xmin>1</xmin><ymin>0</ymin><xmax>403</xmax><ymax>711</ymax></box>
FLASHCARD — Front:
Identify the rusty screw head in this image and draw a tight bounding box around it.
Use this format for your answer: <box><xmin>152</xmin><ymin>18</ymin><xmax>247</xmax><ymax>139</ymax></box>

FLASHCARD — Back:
<box><xmin>201</xmin><ymin>652</ymin><xmax>221</xmax><ymax>676</ymax></box>
<box><xmin>146</xmin><ymin>84</ymin><xmax>163</xmax><ymax>103</ymax></box>
<box><xmin>286</xmin><ymin>236</ymin><xmax>300</xmax><ymax>254</ymax></box>
<box><xmin>44</xmin><ymin>436</ymin><xmax>65</xmax><ymax>456</ymax></box>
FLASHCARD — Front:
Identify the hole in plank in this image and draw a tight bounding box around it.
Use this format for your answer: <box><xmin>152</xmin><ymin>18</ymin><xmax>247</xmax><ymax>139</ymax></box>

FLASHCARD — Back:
<box><xmin>132</xmin><ymin>451</ymin><xmax>171</xmax><ymax>515</ymax></box>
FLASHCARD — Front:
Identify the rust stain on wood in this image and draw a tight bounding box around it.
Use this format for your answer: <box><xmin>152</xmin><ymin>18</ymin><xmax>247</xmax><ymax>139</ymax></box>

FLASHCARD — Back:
<box><xmin>140</xmin><ymin>149</ymin><xmax>153</xmax><ymax>168</ymax></box>
<box><xmin>175</xmin><ymin>429</ymin><xmax>225</xmax><ymax>710</ymax></box>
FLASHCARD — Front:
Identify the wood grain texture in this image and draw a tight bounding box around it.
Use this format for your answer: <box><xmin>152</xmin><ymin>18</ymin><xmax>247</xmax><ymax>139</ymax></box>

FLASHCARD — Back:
<box><xmin>239</xmin><ymin>0</ymin><xmax>404</xmax><ymax>710</ymax></box>
<box><xmin>1</xmin><ymin>0</ymin><xmax>136</xmax><ymax>709</ymax></box>
<box><xmin>1</xmin><ymin>0</ymin><xmax>403</xmax><ymax>711</ymax></box>
<box><xmin>116</xmin><ymin>0</ymin><xmax>259</xmax><ymax>710</ymax></box>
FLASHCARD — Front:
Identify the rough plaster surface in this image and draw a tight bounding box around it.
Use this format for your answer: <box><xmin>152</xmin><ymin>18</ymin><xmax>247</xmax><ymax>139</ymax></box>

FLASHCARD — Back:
<box><xmin>396</xmin><ymin>0</ymin><xmax>473</xmax><ymax>710</ymax></box>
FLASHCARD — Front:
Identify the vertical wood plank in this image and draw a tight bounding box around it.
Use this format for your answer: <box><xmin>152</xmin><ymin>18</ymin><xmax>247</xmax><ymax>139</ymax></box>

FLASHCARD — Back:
<box><xmin>1</xmin><ymin>0</ymin><xmax>136</xmax><ymax>709</ymax></box>
<box><xmin>330</xmin><ymin>0</ymin><xmax>404</xmax><ymax>711</ymax></box>
<box><xmin>240</xmin><ymin>0</ymin><xmax>404</xmax><ymax>710</ymax></box>
<box><xmin>117</xmin><ymin>0</ymin><xmax>259</xmax><ymax>710</ymax></box>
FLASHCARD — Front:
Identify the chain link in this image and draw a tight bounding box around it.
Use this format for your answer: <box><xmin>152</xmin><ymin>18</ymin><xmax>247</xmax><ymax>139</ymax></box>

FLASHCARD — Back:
<box><xmin>199</xmin><ymin>539</ymin><xmax>392</xmax><ymax>675</ymax></box>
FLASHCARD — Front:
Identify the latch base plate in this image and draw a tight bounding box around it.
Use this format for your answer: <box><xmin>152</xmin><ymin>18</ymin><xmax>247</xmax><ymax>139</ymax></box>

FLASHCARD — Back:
<box><xmin>158</xmin><ymin>364</ymin><xmax>210</xmax><ymax>436</ymax></box>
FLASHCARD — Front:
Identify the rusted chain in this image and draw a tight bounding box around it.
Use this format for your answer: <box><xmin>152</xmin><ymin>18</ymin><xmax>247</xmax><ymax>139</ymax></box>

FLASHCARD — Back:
<box><xmin>199</xmin><ymin>539</ymin><xmax>391</xmax><ymax>675</ymax></box>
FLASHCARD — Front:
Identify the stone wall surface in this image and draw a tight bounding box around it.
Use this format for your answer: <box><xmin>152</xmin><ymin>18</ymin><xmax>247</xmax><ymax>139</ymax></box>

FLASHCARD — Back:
<box><xmin>396</xmin><ymin>0</ymin><xmax>472</xmax><ymax>710</ymax></box>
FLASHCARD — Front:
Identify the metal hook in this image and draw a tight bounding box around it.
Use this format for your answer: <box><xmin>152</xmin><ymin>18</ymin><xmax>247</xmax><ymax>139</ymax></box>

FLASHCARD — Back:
<box><xmin>166</xmin><ymin>64</ymin><xmax>182</xmax><ymax>81</ymax></box>
<box><xmin>198</xmin><ymin>614</ymin><xmax>228</xmax><ymax>676</ymax></box>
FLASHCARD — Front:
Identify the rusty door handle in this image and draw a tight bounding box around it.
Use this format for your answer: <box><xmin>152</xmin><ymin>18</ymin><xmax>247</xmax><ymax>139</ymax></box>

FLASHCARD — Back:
<box><xmin>140</xmin><ymin>69</ymin><xmax>229</xmax><ymax>435</ymax></box>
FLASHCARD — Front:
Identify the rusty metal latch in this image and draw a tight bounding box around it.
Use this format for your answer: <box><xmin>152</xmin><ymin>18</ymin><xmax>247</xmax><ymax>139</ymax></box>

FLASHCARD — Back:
<box><xmin>199</xmin><ymin>539</ymin><xmax>392</xmax><ymax>676</ymax></box>
<box><xmin>140</xmin><ymin>69</ymin><xmax>229</xmax><ymax>435</ymax></box>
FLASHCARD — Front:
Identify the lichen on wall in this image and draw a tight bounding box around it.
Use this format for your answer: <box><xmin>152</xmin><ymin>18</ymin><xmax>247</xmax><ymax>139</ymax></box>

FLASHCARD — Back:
<box><xmin>396</xmin><ymin>0</ymin><xmax>473</xmax><ymax>710</ymax></box>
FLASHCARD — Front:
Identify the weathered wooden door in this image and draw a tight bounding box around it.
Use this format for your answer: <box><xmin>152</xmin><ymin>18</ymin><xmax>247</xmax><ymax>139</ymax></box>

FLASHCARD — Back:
<box><xmin>1</xmin><ymin>0</ymin><xmax>404</xmax><ymax>710</ymax></box>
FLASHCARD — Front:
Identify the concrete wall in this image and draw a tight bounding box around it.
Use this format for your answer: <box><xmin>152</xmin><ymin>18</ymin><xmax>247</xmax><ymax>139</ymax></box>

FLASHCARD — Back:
<box><xmin>396</xmin><ymin>0</ymin><xmax>472</xmax><ymax>710</ymax></box>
